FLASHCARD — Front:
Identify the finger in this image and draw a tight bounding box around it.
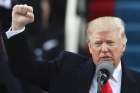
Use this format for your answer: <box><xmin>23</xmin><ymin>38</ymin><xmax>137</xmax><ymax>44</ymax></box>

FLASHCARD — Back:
<box><xmin>20</xmin><ymin>5</ymin><xmax>28</xmax><ymax>15</ymax></box>
<box><xmin>26</xmin><ymin>12</ymin><xmax>34</xmax><ymax>22</ymax></box>
<box><xmin>25</xmin><ymin>5</ymin><xmax>33</xmax><ymax>13</ymax></box>
<box><xmin>13</xmin><ymin>5</ymin><xmax>25</xmax><ymax>15</ymax></box>
<box><xmin>12</xmin><ymin>5</ymin><xmax>19</xmax><ymax>13</ymax></box>
<box><xmin>13</xmin><ymin>4</ymin><xmax>31</xmax><ymax>15</ymax></box>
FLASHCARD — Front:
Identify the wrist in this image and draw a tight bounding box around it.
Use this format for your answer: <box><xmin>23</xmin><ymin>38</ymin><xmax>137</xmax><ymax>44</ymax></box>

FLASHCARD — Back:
<box><xmin>12</xmin><ymin>22</ymin><xmax>25</xmax><ymax>31</ymax></box>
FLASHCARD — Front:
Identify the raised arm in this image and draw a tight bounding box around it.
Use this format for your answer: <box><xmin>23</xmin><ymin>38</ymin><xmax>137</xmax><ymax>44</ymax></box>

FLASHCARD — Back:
<box><xmin>5</xmin><ymin>5</ymin><xmax>56</xmax><ymax>90</ymax></box>
<box><xmin>5</xmin><ymin>4</ymin><xmax>86</xmax><ymax>91</ymax></box>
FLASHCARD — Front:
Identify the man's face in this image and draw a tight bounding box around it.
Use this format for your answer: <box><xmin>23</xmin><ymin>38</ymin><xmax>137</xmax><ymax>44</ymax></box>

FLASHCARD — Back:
<box><xmin>88</xmin><ymin>30</ymin><xmax>125</xmax><ymax>67</ymax></box>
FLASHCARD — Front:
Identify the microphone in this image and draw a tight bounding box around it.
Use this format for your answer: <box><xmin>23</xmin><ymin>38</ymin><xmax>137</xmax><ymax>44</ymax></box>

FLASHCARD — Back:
<box><xmin>96</xmin><ymin>60</ymin><xmax>114</xmax><ymax>86</ymax></box>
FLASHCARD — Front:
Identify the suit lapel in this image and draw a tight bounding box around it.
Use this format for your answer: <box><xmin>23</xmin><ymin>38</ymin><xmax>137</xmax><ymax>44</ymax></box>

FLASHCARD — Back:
<box><xmin>121</xmin><ymin>62</ymin><xmax>138</xmax><ymax>93</ymax></box>
<box><xmin>121</xmin><ymin>63</ymin><xmax>129</xmax><ymax>93</ymax></box>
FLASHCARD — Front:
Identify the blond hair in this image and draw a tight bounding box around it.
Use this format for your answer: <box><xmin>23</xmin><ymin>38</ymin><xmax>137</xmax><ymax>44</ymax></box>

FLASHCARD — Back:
<box><xmin>87</xmin><ymin>16</ymin><xmax>127</xmax><ymax>45</ymax></box>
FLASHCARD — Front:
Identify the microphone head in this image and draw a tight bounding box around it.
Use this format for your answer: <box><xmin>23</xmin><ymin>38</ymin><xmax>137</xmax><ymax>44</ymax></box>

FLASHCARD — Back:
<box><xmin>96</xmin><ymin>60</ymin><xmax>114</xmax><ymax>85</ymax></box>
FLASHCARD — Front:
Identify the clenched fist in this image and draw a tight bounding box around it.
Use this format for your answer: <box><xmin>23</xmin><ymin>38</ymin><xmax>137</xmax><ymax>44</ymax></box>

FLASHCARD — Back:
<box><xmin>12</xmin><ymin>4</ymin><xmax>34</xmax><ymax>31</ymax></box>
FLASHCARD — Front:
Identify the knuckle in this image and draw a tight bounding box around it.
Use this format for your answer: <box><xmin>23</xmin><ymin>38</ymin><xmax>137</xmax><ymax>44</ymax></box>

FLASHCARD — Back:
<box><xmin>13</xmin><ymin>5</ymin><xmax>18</xmax><ymax>10</ymax></box>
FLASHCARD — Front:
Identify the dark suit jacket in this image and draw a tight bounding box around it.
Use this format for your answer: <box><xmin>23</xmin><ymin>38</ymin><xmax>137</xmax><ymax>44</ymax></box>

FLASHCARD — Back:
<box><xmin>0</xmin><ymin>34</ymin><xmax>23</xmax><ymax>93</ymax></box>
<box><xmin>4</xmin><ymin>32</ymin><xmax>140</xmax><ymax>93</ymax></box>
<box><xmin>0</xmin><ymin>82</ymin><xmax>8</xmax><ymax>93</ymax></box>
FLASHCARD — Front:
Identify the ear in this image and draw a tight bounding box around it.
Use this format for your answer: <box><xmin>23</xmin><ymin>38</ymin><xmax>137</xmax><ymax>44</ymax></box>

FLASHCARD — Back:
<box><xmin>122</xmin><ymin>44</ymin><xmax>126</xmax><ymax>52</ymax></box>
<box><xmin>88</xmin><ymin>42</ymin><xmax>92</xmax><ymax>54</ymax></box>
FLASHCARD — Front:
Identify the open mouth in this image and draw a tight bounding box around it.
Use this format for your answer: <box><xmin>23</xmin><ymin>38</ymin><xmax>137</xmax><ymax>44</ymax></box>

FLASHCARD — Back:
<box><xmin>100</xmin><ymin>57</ymin><xmax>112</xmax><ymax>61</ymax></box>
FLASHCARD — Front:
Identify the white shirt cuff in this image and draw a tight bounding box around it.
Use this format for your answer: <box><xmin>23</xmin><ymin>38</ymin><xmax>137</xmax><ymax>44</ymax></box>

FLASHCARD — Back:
<box><xmin>6</xmin><ymin>27</ymin><xmax>25</xmax><ymax>39</ymax></box>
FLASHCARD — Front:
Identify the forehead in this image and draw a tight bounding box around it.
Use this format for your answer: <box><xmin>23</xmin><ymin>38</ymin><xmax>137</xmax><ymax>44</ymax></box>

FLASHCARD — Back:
<box><xmin>90</xmin><ymin>31</ymin><xmax>121</xmax><ymax>41</ymax></box>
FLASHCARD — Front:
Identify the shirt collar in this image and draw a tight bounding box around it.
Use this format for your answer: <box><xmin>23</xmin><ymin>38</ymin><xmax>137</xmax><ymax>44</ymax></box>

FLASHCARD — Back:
<box><xmin>111</xmin><ymin>62</ymin><xmax>122</xmax><ymax>82</ymax></box>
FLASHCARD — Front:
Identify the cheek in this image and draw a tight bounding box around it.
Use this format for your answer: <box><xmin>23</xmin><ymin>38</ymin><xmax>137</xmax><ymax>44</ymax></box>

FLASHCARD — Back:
<box><xmin>90</xmin><ymin>50</ymin><xmax>99</xmax><ymax>64</ymax></box>
<box><xmin>113</xmin><ymin>48</ymin><xmax>124</xmax><ymax>59</ymax></box>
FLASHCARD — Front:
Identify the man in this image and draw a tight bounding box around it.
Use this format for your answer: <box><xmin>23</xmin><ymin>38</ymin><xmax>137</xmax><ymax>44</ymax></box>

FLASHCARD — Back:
<box><xmin>4</xmin><ymin>4</ymin><xmax>140</xmax><ymax>93</ymax></box>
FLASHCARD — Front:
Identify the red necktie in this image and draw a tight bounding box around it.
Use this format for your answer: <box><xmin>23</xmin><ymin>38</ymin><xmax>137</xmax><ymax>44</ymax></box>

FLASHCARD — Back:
<box><xmin>101</xmin><ymin>80</ymin><xmax>112</xmax><ymax>93</ymax></box>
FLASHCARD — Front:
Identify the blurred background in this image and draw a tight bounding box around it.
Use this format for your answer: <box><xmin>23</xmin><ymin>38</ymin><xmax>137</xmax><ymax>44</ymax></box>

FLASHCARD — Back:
<box><xmin>0</xmin><ymin>0</ymin><xmax>140</xmax><ymax>93</ymax></box>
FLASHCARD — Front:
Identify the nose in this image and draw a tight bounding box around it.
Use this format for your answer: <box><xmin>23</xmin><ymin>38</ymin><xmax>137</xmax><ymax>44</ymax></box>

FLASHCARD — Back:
<box><xmin>100</xmin><ymin>43</ymin><xmax>109</xmax><ymax>53</ymax></box>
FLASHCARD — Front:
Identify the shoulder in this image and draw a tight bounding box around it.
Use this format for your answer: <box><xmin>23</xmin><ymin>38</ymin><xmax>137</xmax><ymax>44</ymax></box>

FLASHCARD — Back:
<box><xmin>126</xmin><ymin>68</ymin><xmax>140</xmax><ymax>81</ymax></box>
<box><xmin>55</xmin><ymin>51</ymin><xmax>90</xmax><ymax>64</ymax></box>
<box><xmin>49</xmin><ymin>51</ymin><xmax>91</xmax><ymax>69</ymax></box>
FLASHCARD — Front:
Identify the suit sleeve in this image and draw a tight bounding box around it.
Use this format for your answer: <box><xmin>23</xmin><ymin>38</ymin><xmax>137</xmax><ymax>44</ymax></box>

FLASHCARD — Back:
<box><xmin>4</xmin><ymin>31</ymin><xmax>64</xmax><ymax>91</ymax></box>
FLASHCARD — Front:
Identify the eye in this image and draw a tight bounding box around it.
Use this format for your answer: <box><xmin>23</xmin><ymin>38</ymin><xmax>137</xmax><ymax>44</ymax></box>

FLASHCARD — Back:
<box><xmin>107</xmin><ymin>41</ymin><xmax>115</xmax><ymax>46</ymax></box>
<box><xmin>94</xmin><ymin>41</ymin><xmax>102</xmax><ymax>47</ymax></box>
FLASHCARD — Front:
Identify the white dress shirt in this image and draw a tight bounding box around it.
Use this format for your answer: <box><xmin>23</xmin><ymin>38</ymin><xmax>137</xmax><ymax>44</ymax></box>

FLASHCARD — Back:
<box><xmin>89</xmin><ymin>62</ymin><xmax>122</xmax><ymax>93</ymax></box>
<box><xmin>6</xmin><ymin>27</ymin><xmax>25</xmax><ymax>39</ymax></box>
